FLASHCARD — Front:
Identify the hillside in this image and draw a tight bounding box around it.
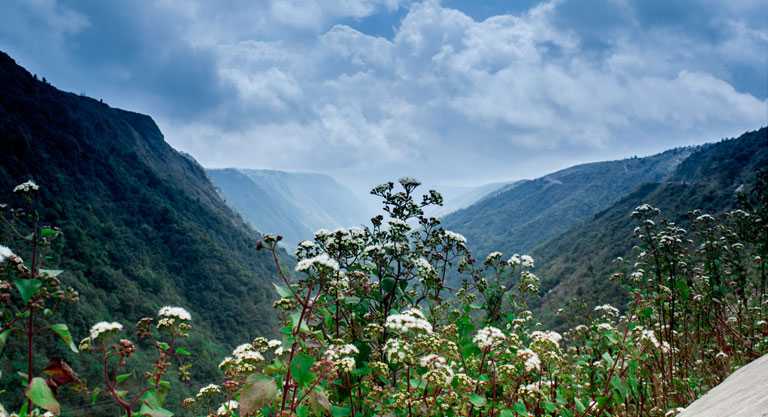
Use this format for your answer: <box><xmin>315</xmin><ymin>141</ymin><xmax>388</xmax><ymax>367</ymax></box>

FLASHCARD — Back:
<box><xmin>533</xmin><ymin>128</ymin><xmax>768</xmax><ymax>327</ymax></box>
<box><xmin>0</xmin><ymin>51</ymin><xmax>279</xmax><ymax>394</ymax></box>
<box><xmin>442</xmin><ymin>148</ymin><xmax>692</xmax><ymax>257</ymax></box>
<box><xmin>207</xmin><ymin>168</ymin><xmax>369</xmax><ymax>247</ymax></box>
<box><xmin>424</xmin><ymin>181</ymin><xmax>515</xmax><ymax>218</ymax></box>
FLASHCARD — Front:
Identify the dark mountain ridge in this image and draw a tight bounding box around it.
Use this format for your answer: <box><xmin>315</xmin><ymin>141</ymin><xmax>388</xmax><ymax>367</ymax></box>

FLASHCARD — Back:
<box><xmin>0</xmin><ymin>51</ymin><xmax>280</xmax><ymax>385</ymax></box>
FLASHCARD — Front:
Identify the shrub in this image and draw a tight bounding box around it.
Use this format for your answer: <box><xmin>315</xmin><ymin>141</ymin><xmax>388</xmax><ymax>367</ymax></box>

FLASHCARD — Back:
<box><xmin>1</xmin><ymin>176</ymin><xmax>767</xmax><ymax>417</ymax></box>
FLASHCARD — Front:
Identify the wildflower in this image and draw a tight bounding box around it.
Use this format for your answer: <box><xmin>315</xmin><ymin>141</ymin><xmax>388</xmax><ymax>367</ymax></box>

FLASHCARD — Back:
<box><xmin>158</xmin><ymin>306</ymin><xmax>192</xmax><ymax>321</ymax></box>
<box><xmin>594</xmin><ymin>304</ymin><xmax>619</xmax><ymax>317</ymax></box>
<box><xmin>520</xmin><ymin>255</ymin><xmax>534</xmax><ymax>268</ymax></box>
<box><xmin>232</xmin><ymin>343</ymin><xmax>264</xmax><ymax>362</ymax></box>
<box><xmin>597</xmin><ymin>323</ymin><xmax>613</xmax><ymax>331</ymax></box>
<box><xmin>517</xmin><ymin>348</ymin><xmax>541</xmax><ymax>371</ymax></box>
<box><xmin>295</xmin><ymin>253</ymin><xmax>340</xmax><ymax>272</ymax></box>
<box><xmin>0</xmin><ymin>245</ymin><xmax>15</xmax><ymax>263</ymax></box>
<box><xmin>196</xmin><ymin>384</ymin><xmax>222</xmax><ymax>399</ymax></box>
<box><xmin>324</xmin><ymin>344</ymin><xmax>359</xmax><ymax>372</ymax></box>
<box><xmin>13</xmin><ymin>180</ymin><xmax>39</xmax><ymax>193</ymax></box>
<box><xmin>398</xmin><ymin>177</ymin><xmax>421</xmax><ymax>188</ymax></box>
<box><xmin>530</xmin><ymin>330</ymin><xmax>562</xmax><ymax>347</ymax></box>
<box><xmin>384</xmin><ymin>339</ymin><xmax>411</xmax><ymax>364</ymax></box>
<box><xmin>89</xmin><ymin>321</ymin><xmax>123</xmax><ymax>340</ymax></box>
<box><xmin>484</xmin><ymin>251</ymin><xmax>503</xmax><ymax>265</ymax></box>
<box><xmin>444</xmin><ymin>230</ymin><xmax>466</xmax><ymax>244</ymax></box>
<box><xmin>267</xmin><ymin>339</ymin><xmax>282</xmax><ymax>349</ymax></box>
<box><xmin>217</xmin><ymin>400</ymin><xmax>239</xmax><ymax>416</ymax></box>
<box><xmin>665</xmin><ymin>408</ymin><xmax>685</xmax><ymax>417</ymax></box>
<box><xmin>473</xmin><ymin>326</ymin><xmax>506</xmax><ymax>350</ymax></box>
<box><xmin>385</xmin><ymin>308</ymin><xmax>433</xmax><ymax>334</ymax></box>
<box><xmin>388</xmin><ymin>218</ymin><xmax>411</xmax><ymax>230</ymax></box>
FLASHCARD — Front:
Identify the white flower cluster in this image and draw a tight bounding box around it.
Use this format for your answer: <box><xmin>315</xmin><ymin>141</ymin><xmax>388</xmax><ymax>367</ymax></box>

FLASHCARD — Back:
<box><xmin>444</xmin><ymin>231</ymin><xmax>466</xmax><ymax>244</ymax></box>
<box><xmin>0</xmin><ymin>245</ymin><xmax>16</xmax><ymax>263</ymax></box>
<box><xmin>517</xmin><ymin>348</ymin><xmax>541</xmax><ymax>372</ymax></box>
<box><xmin>473</xmin><ymin>326</ymin><xmax>506</xmax><ymax>350</ymax></box>
<box><xmin>384</xmin><ymin>338</ymin><xmax>411</xmax><ymax>364</ymax></box>
<box><xmin>295</xmin><ymin>253</ymin><xmax>340</xmax><ymax>273</ymax></box>
<box><xmin>219</xmin><ymin>343</ymin><xmax>265</xmax><ymax>375</ymax></box>
<box><xmin>530</xmin><ymin>330</ymin><xmax>562</xmax><ymax>347</ymax></box>
<box><xmin>217</xmin><ymin>400</ymin><xmax>239</xmax><ymax>416</ymax></box>
<box><xmin>484</xmin><ymin>251</ymin><xmax>503</xmax><ymax>265</ymax></box>
<box><xmin>89</xmin><ymin>321</ymin><xmax>123</xmax><ymax>340</ymax></box>
<box><xmin>398</xmin><ymin>177</ymin><xmax>421</xmax><ymax>188</ymax></box>
<box><xmin>232</xmin><ymin>343</ymin><xmax>265</xmax><ymax>362</ymax></box>
<box><xmin>196</xmin><ymin>383</ymin><xmax>221</xmax><ymax>399</ymax></box>
<box><xmin>508</xmin><ymin>254</ymin><xmax>534</xmax><ymax>268</ymax></box>
<box><xmin>419</xmin><ymin>354</ymin><xmax>454</xmax><ymax>385</ymax></box>
<box><xmin>324</xmin><ymin>344</ymin><xmax>359</xmax><ymax>372</ymax></box>
<box><xmin>388</xmin><ymin>218</ymin><xmax>411</xmax><ymax>231</ymax></box>
<box><xmin>413</xmin><ymin>257</ymin><xmax>435</xmax><ymax>276</ymax></box>
<box><xmin>385</xmin><ymin>308</ymin><xmax>433</xmax><ymax>334</ymax></box>
<box><xmin>13</xmin><ymin>180</ymin><xmax>39</xmax><ymax>193</ymax></box>
<box><xmin>158</xmin><ymin>306</ymin><xmax>192</xmax><ymax>321</ymax></box>
<box><xmin>593</xmin><ymin>304</ymin><xmax>619</xmax><ymax>317</ymax></box>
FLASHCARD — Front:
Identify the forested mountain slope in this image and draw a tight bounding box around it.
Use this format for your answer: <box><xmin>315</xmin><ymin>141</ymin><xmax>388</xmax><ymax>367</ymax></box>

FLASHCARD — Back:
<box><xmin>443</xmin><ymin>147</ymin><xmax>692</xmax><ymax>256</ymax></box>
<box><xmin>0</xmin><ymin>51</ymin><xmax>279</xmax><ymax>383</ymax></box>
<box><xmin>533</xmin><ymin>127</ymin><xmax>768</xmax><ymax>327</ymax></box>
<box><xmin>207</xmin><ymin>168</ymin><xmax>369</xmax><ymax>247</ymax></box>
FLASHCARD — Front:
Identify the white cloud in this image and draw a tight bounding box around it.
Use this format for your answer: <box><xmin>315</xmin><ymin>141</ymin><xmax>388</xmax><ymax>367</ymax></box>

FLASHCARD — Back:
<box><xmin>5</xmin><ymin>0</ymin><xmax>764</xmax><ymax>188</ymax></box>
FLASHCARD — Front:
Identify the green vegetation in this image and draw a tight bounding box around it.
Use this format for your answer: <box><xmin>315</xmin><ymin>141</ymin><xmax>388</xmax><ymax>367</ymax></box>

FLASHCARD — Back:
<box><xmin>534</xmin><ymin>128</ymin><xmax>768</xmax><ymax>328</ymax></box>
<box><xmin>443</xmin><ymin>147</ymin><xmax>692</xmax><ymax>257</ymax></box>
<box><xmin>0</xmin><ymin>51</ymin><xmax>281</xmax><ymax>410</ymax></box>
<box><xmin>5</xmin><ymin>176</ymin><xmax>767</xmax><ymax>416</ymax></box>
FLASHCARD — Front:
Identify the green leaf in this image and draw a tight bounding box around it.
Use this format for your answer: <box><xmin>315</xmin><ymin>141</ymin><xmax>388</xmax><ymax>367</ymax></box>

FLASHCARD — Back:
<box><xmin>40</xmin><ymin>227</ymin><xmax>57</xmax><ymax>238</ymax></box>
<box><xmin>381</xmin><ymin>277</ymin><xmax>396</xmax><ymax>293</ymax></box>
<box><xmin>469</xmin><ymin>393</ymin><xmax>486</xmax><ymax>407</ymax></box>
<box><xmin>139</xmin><ymin>390</ymin><xmax>173</xmax><ymax>417</ymax></box>
<box><xmin>240</xmin><ymin>375</ymin><xmax>277</xmax><ymax>416</ymax></box>
<box><xmin>15</xmin><ymin>279</ymin><xmax>42</xmax><ymax>304</ymax></box>
<box><xmin>575</xmin><ymin>398</ymin><xmax>586</xmax><ymax>413</ymax></box>
<box><xmin>290</xmin><ymin>353</ymin><xmax>316</xmax><ymax>387</ymax></box>
<box><xmin>331</xmin><ymin>406</ymin><xmax>351</xmax><ymax>417</ymax></box>
<box><xmin>611</xmin><ymin>375</ymin><xmax>628</xmax><ymax>400</ymax></box>
<box><xmin>50</xmin><ymin>324</ymin><xmax>78</xmax><ymax>353</ymax></box>
<box><xmin>273</xmin><ymin>283</ymin><xmax>293</xmax><ymax>299</ymax></box>
<box><xmin>39</xmin><ymin>269</ymin><xmax>63</xmax><ymax>278</ymax></box>
<box><xmin>500</xmin><ymin>410</ymin><xmax>515</xmax><ymax>417</ymax></box>
<box><xmin>0</xmin><ymin>329</ymin><xmax>10</xmax><ymax>352</ymax></box>
<box><xmin>175</xmin><ymin>347</ymin><xmax>192</xmax><ymax>357</ymax></box>
<box><xmin>116</xmin><ymin>373</ymin><xmax>132</xmax><ymax>384</ymax></box>
<box><xmin>513</xmin><ymin>400</ymin><xmax>528</xmax><ymax>416</ymax></box>
<box><xmin>25</xmin><ymin>377</ymin><xmax>60</xmax><ymax>414</ymax></box>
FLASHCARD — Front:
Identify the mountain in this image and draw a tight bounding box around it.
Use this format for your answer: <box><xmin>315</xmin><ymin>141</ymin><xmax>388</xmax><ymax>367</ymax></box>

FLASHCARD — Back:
<box><xmin>533</xmin><ymin>128</ymin><xmax>768</xmax><ymax>327</ymax></box>
<box><xmin>442</xmin><ymin>147</ymin><xmax>692</xmax><ymax>257</ymax></box>
<box><xmin>0</xmin><ymin>51</ymin><xmax>280</xmax><ymax>392</ymax></box>
<box><xmin>207</xmin><ymin>168</ymin><xmax>370</xmax><ymax>247</ymax></box>
<box><xmin>424</xmin><ymin>181</ymin><xmax>516</xmax><ymax>218</ymax></box>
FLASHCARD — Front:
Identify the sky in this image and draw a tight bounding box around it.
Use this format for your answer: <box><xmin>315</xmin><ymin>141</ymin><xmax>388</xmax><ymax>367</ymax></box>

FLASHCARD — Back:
<box><xmin>1</xmin><ymin>0</ymin><xmax>766</xmax><ymax>191</ymax></box>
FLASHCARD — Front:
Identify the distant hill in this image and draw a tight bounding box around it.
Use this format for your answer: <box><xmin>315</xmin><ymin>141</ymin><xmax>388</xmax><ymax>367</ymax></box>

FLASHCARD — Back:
<box><xmin>424</xmin><ymin>181</ymin><xmax>517</xmax><ymax>218</ymax></box>
<box><xmin>0</xmin><ymin>51</ymin><xmax>280</xmax><ymax>403</ymax></box>
<box><xmin>532</xmin><ymin>127</ymin><xmax>768</xmax><ymax>327</ymax></box>
<box><xmin>442</xmin><ymin>147</ymin><xmax>692</xmax><ymax>257</ymax></box>
<box><xmin>207</xmin><ymin>168</ymin><xmax>370</xmax><ymax>247</ymax></box>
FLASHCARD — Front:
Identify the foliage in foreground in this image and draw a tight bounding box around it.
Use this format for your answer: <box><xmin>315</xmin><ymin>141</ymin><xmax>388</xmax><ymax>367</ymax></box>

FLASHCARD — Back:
<box><xmin>1</xmin><ymin>176</ymin><xmax>767</xmax><ymax>416</ymax></box>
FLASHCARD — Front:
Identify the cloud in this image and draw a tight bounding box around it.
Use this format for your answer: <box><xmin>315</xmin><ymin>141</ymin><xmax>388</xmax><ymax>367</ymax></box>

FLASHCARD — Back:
<box><xmin>1</xmin><ymin>0</ymin><xmax>765</xmax><ymax>189</ymax></box>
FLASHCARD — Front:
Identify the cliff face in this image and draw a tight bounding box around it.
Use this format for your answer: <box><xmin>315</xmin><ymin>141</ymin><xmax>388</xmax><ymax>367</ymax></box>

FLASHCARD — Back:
<box><xmin>0</xmin><ymin>51</ymin><xmax>279</xmax><ymax>360</ymax></box>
